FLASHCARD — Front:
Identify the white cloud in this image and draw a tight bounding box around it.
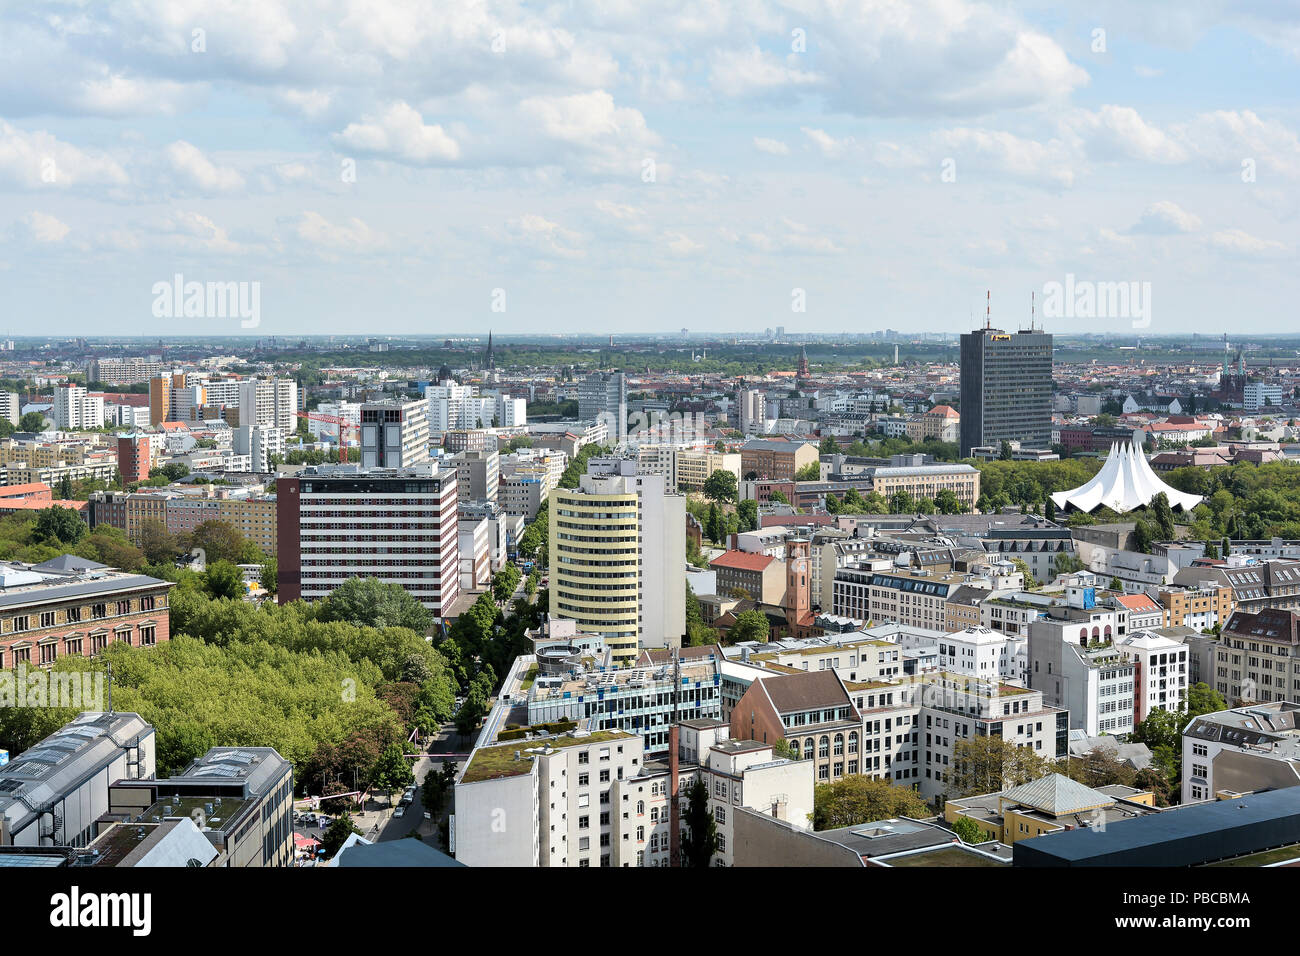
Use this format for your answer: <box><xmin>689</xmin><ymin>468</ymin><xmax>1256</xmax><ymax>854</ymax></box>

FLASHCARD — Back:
<box><xmin>517</xmin><ymin>91</ymin><xmax>659</xmax><ymax>176</ymax></box>
<box><xmin>0</xmin><ymin>121</ymin><xmax>129</xmax><ymax>189</ymax></box>
<box><xmin>19</xmin><ymin>211</ymin><xmax>69</xmax><ymax>243</ymax></box>
<box><xmin>503</xmin><ymin>213</ymin><xmax>586</xmax><ymax>259</ymax></box>
<box><xmin>1210</xmin><ymin>228</ymin><xmax>1289</xmax><ymax>258</ymax></box>
<box><xmin>164</xmin><ymin>141</ymin><xmax>246</xmax><ymax>194</ymax></box>
<box><xmin>801</xmin><ymin>127</ymin><xmax>852</xmax><ymax>159</ymax></box>
<box><xmin>934</xmin><ymin>127</ymin><xmax>1075</xmax><ymax>187</ymax></box>
<box><xmin>334</xmin><ymin>101</ymin><xmax>460</xmax><ymax>164</ymax></box>
<box><xmin>1128</xmin><ymin>201</ymin><xmax>1201</xmax><ymax>235</ymax></box>
<box><xmin>708</xmin><ymin>47</ymin><xmax>822</xmax><ymax>98</ymax></box>
<box><xmin>1066</xmin><ymin>105</ymin><xmax>1188</xmax><ymax>164</ymax></box>
<box><xmin>291</xmin><ymin>211</ymin><xmax>387</xmax><ymax>251</ymax></box>
<box><xmin>753</xmin><ymin>137</ymin><xmax>789</xmax><ymax>155</ymax></box>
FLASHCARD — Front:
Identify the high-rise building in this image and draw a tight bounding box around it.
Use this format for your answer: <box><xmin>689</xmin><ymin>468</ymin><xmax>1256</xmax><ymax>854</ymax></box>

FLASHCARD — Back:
<box><xmin>52</xmin><ymin>384</ymin><xmax>104</xmax><ymax>429</ymax></box>
<box><xmin>453</xmin><ymin>449</ymin><xmax>498</xmax><ymax>505</ymax></box>
<box><xmin>959</xmin><ymin>327</ymin><xmax>1053</xmax><ymax>457</ymax></box>
<box><xmin>360</xmin><ymin>399</ymin><xmax>429</xmax><ymax>468</ymax></box>
<box><xmin>276</xmin><ymin>464</ymin><xmax>460</xmax><ymax>615</ymax></box>
<box><xmin>548</xmin><ymin>462</ymin><xmax>685</xmax><ymax>664</ymax></box>
<box><xmin>238</xmin><ymin>378</ymin><xmax>298</xmax><ymax>436</ymax></box>
<box><xmin>578</xmin><ymin>371</ymin><xmax>627</xmax><ymax>443</ymax></box>
<box><xmin>116</xmin><ymin>432</ymin><xmax>153</xmax><ymax>485</ymax></box>
<box><xmin>738</xmin><ymin>388</ymin><xmax>766</xmax><ymax>436</ymax></box>
<box><xmin>233</xmin><ymin>423</ymin><xmax>285</xmax><ymax>473</ymax></box>
<box><xmin>0</xmin><ymin>391</ymin><xmax>18</xmax><ymax>426</ymax></box>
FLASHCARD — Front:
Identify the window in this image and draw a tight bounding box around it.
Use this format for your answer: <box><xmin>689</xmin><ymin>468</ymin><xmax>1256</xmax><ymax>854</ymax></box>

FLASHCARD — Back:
<box><xmin>40</xmin><ymin>612</ymin><xmax>56</xmax><ymax>629</ymax></box>
<box><xmin>12</xmin><ymin>616</ymin><xmax>28</xmax><ymax>633</ymax></box>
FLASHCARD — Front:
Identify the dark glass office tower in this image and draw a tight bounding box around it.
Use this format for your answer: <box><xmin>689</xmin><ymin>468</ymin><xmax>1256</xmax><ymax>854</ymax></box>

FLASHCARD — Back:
<box><xmin>959</xmin><ymin>328</ymin><xmax>1053</xmax><ymax>457</ymax></box>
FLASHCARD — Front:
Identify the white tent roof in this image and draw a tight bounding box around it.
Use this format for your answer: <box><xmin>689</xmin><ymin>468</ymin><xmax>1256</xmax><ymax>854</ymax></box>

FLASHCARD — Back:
<box><xmin>1050</xmin><ymin>442</ymin><xmax>1203</xmax><ymax>514</ymax></box>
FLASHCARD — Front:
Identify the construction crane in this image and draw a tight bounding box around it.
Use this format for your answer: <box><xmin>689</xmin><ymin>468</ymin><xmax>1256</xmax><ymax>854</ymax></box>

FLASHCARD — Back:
<box><xmin>295</xmin><ymin>411</ymin><xmax>359</xmax><ymax>463</ymax></box>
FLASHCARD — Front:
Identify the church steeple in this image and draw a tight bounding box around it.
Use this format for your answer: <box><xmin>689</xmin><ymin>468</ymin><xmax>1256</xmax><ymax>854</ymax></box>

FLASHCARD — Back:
<box><xmin>485</xmin><ymin>331</ymin><xmax>495</xmax><ymax>370</ymax></box>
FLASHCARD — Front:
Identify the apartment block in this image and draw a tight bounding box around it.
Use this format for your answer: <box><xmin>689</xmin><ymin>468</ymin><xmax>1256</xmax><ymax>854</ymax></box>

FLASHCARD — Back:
<box><xmin>276</xmin><ymin>464</ymin><xmax>460</xmax><ymax>616</ymax></box>
<box><xmin>1213</xmin><ymin>608</ymin><xmax>1300</xmax><ymax>704</ymax></box>
<box><xmin>453</xmin><ymin>730</ymin><xmax>640</xmax><ymax>867</ymax></box>
<box><xmin>1182</xmin><ymin>701</ymin><xmax>1300</xmax><ymax>803</ymax></box>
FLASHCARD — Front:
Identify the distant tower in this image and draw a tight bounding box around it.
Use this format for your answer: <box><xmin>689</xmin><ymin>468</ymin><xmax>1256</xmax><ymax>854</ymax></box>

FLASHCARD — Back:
<box><xmin>797</xmin><ymin>346</ymin><xmax>810</xmax><ymax>378</ymax></box>
<box><xmin>484</xmin><ymin>331</ymin><xmax>495</xmax><ymax>370</ymax></box>
<box><xmin>894</xmin><ymin>344</ymin><xmax>899</xmax><ymax>365</ymax></box>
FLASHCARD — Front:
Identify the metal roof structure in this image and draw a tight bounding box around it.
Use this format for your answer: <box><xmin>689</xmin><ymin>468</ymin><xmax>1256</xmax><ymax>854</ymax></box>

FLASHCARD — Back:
<box><xmin>1001</xmin><ymin>773</ymin><xmax>1114</xmax><ymax>816</ymax></box>
<box><xmin>1015</xmin><ymin>786</ymin><xmax>1300</xmax><ymax>867</ymax></box>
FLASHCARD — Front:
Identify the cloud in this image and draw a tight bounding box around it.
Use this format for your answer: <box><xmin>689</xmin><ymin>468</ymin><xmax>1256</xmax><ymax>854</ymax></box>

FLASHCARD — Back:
<box><xmin>0</xmin><ymin>121</ymin><xmax>129</xmax><ymax>189</ymax></box>
<box><xmin>1210</xmin><ymin>228</ymin><xmax>1289</xmax><ymax>258</ymax></box>
<box><xmin>933</xmin><ymin>127</ymin><xmax>1076</xmax><ymax>187</ymax></box>
<box><xmin>164</xmin><ymin>141</ymin><xmax>245</xmax><ymax>194</ymax></box>
<box><xmin>291</xmin><ymin>211</ymin><xmax>387</xmax><ymax>251</ymax></box>
<box><xmin>18</xmin><ymin>211</ymin><xmax>69</xmax><ymax>243</ymax></box>
<box><xmin>753</xmin><ymin>136</ymin><xmax>789</xmax><ymax>155</ymax></box>
<box><xmin>334</xmin><ymin>101</ymin><xmax>460</xmax><ymax>164</ymax></box>
<box><xmin>517</xmin><ymin>90</ymin><xmax>659</xmax><ymax>176</ymax></box>
<box><xmin>503</xmin><ymin>213</ymin><xmax>585</xmax><ymax>259</ymax></box>
<box><xmin>708</xmin><ymin>47</ymin><xmax>822</xmax><ymax>98</ymax></box>
<box><xmin>801</xmin><ymin>127</ymin><xmax>852</xmax><ymax>159</ymax></box>
<box><xmin>1128</xmin><ymin>201</ymin><xmax>1202</xmax><ymax>234</ymax></box>
<box><xmin>1066</xmin><ymin>105</ymin><xmax>1188</xmax><ymax>164</ymax></box>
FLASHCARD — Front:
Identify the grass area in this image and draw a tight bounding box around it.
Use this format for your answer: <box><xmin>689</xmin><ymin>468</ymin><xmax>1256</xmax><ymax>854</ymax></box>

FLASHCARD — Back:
<box><xmin>461</xmin><ymin>730</ymin><xmax>631</xmax><ymax>784</ymax></box>
<box><xmin>1206</xmin><ymin>844</ymin><xmax>1300</xmax><ymax>867</ymax></box>
<box><xmin>885</xmin><ymin>847</ymin><xmax>1007</xmax><ymax>867</ymax></box>
<box><xmin>519</xmin><ymin>665</ymin><xmax>538</xmax><ymax>692</ymax></box>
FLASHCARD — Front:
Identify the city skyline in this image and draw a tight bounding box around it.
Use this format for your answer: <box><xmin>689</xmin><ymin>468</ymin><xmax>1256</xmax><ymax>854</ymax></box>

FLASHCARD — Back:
<box><xmin>0</xmin><ymin>2</ymin><xmax>1296</xmax><ymax>335</ymax></box>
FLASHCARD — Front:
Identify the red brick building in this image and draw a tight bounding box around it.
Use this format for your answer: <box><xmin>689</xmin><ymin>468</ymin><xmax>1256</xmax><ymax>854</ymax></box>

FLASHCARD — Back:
<box><xmin>0</xmin><ymin>557</ymin><xmax>173</xmax><ymax>669</ymax></box>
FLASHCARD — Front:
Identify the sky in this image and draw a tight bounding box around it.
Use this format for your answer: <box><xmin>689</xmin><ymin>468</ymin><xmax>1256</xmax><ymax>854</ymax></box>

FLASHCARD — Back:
<box><xmin>0</xmin><ymin>1</ymin><xmax>1297</xmax><ymax>338</ymax></box>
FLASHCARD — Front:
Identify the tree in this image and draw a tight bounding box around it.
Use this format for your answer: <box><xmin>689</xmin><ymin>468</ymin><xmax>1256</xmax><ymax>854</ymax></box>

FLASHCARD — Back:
<box><xmin>203</xmin><ymin>560</ymin><xmax>246</xmax><ymax>600</ymax></box>
<box><xmin>999</xmin><ymin>440</ymin><xmax>1013</xmax><ymax>461</ymax></box>
<box><xmin>934</xmin><ymin>488</ymin><xmax>963</xmax><ymax>515</ymax></box>
<box><xmin>321</xmin><ymin>812</ymin><xmax>363</xmax><ymax>858</ymax></box>
<box><xmin>189</xmin><ymin>520</ymin><xmax>247</xmax><ymax>564</ymax></box>
<box><xmin>794</xmin><ymin>463</ymin><xmax>821</xmax><ymax>481</ymax></box>
<box><xmin>322</xmin><ymin>577</ymin><xmax>433</xmax><ymax>633</ymax></box>
<box><xmin>729</xmin><ymin>608</ymin><xmax>770</xmax><ymax>644</ymax></box>
<box><xmin>1011</xmin><ymin>558</ymin><xmax>1038</xmax><ymax>590</ymax></box>
<box><xmin>1109</xmin><ymin>575</ymin><xmax>1124</xmax><ymax>591</ymax></box>
<box><xmin>371</xmin><ymin>742</ymin><xmax>414</xmax><ymax>801</ymax></box>
<box><xmin>1149</xmin><ymin>492</ymin><xmax>1176</xmax><ymax>540</ymax></box>
<box><xmin>260</xmin><ymin>555</ymin><xmax>278</xmax><ymax>595</ymax></box>
<box><xmin>1043</xmin><ymin>497</ymin><xmax>1056</xmax><ymax>523</ymax></box>
<box><xmin>1131</xmin><ymin>519</ymin><xmax>1153</xmax><ymax>554</ymax></box>
<box><xmin>19</xmin><ymin>411</ymin><xmax>47</xmax><ymax>432</ymax></box>
<box><xmin>151</xmin><ymin>462</ymin><xmax>191</xmax><ymax>483</ymax></box>
<box><xmin>951</xmin><ymin>815</ymin><xmax>985</xmax><ymax>845</ymax></box>
<box><xmin>768</xmin><ymin>490</ymin><xmax>789</xmax><ymax>505</ymax></box>
<box><xmin>1051</xmin><ymin>553</ymin><xmax>1084</xmax><ymax>577</ymax></box>
<box><xmin>33</xmin><ymin>506</ymin><xmax>86</xmax><ymax>546</ymax></box>
<box><xmin>813</xmin><ymin>774</ymin><xmax>930</xmax><ymax>830</ymax></box>
<box><xmin>949</xmin><ymin>735</ymin><xmax>1049</xmax><ymax>798</ymax></box>
<box><xmin>702</xmin><ymin>469</ymin><xmax>738</xmax><ymax>503</ymax></box>
<box><xmin>819</xmin><ymin>435</ymin><xmax>839</xmax><ymax>455</ymax></box>
<box><xmin>736</xmin><ymin>499</ymin><xmax>758</xmax><ymax>532</ymax></box>
<box><xmin>140</xmin><ymin>519</ymin><xmax>179</xmax><ymax>564</ymax></box>
<box><xmin>1186</xmin><ymin>682</ymin><xmax>1227</xmax><ymax>721</ymax></box>
<box><xmin>57</xmin><ymin>474</ymin><xmax>74</xmax><ymax>500</ymax></box>
<box><xmin>680</xmin><ymin>778</ymin><xmax>719</xmax><ymax>867</ymax></box>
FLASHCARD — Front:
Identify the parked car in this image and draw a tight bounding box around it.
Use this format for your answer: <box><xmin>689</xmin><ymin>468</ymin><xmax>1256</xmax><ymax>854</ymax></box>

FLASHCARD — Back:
<box><xmin>393</xmin><ymin>805</ymin><xmax>406</xmax><ymax>819</ymax></box>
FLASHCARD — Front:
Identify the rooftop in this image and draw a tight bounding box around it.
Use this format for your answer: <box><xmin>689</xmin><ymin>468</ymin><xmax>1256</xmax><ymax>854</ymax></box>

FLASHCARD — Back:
<box><xmin>461</xmin><ymin>730</ymin><xmax>633</xmax><ymax>784</ymax></box>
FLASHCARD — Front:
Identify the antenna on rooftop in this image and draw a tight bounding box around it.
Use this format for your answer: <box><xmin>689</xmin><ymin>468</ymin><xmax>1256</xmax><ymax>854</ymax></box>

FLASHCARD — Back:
<box><xmin>985</xmin><ymin>290</ymin><xmax>991</xmax><ymax>330</ymax></box>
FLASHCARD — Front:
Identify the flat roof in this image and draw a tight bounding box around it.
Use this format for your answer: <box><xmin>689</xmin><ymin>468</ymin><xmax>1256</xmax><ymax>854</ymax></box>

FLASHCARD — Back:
<box><xmin>1015</xmin><ymin>787</ymin><xmax>1300</xmax><ymax>866</ymax></box>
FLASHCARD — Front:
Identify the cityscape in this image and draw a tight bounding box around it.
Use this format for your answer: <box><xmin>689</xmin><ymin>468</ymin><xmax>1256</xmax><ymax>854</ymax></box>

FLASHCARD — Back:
<box><xmin>1</xmin><ymin>0</ymin><xmax>1295</xmax><ymax>936</ymax></box>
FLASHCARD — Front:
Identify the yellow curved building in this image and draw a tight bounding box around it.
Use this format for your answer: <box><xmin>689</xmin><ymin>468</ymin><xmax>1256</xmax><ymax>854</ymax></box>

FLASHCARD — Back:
<box><xmin>550</xmin><ymin>482</ymin><xmax>642</xmax><ymax>663</ymax></box>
